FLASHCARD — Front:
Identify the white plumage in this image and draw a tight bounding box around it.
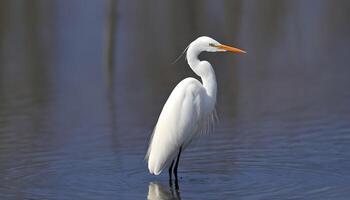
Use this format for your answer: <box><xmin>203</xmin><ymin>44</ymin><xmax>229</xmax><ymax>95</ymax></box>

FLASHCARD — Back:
<box><xmin>146</xmin><ymin>36</ymin><xmax>245</xmax><ymax>178</ymax></box>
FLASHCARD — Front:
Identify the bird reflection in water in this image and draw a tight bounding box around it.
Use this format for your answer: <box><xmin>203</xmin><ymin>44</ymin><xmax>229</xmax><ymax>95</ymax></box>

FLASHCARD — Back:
<box><xmin>147</xmin><ymin>182</ymin><xmax>181</xmax><ymax>200</ymax></box>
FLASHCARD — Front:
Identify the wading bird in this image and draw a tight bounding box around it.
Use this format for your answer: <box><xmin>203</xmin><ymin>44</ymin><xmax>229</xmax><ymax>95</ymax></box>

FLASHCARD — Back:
<box><xmin>146</xmin><ymin>36</ymin><xmax>245</xmax><ymax>181</ymax></box>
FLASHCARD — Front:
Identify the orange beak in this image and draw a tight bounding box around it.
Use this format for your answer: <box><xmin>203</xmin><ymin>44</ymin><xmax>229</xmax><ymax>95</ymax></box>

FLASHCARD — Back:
<box><xmin>217</xmin><ymin>44</ymin><xmax>246</xmax><ymax>54</ymax></box>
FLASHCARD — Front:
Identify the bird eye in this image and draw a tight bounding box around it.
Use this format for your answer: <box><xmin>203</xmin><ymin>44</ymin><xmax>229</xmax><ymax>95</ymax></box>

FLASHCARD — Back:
<box><xmin>209</xmin><ymin>43</ymin><xmax>217</xmax><ymax>47</ymax></box>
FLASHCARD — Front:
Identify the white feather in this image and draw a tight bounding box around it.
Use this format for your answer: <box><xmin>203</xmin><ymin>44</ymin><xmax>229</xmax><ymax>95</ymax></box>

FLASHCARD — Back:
<box><xmin>146</xmin><ymin>36</ymin><xmax>239</xmax><ymax>175</ymax></box>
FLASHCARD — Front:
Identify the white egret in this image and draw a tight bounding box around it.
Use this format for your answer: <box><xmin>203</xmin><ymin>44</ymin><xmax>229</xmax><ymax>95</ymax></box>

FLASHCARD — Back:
<box><xmin>146</xmin><ymin>36</ymin><xmax>245</xmax><ymax>180</ymax></box>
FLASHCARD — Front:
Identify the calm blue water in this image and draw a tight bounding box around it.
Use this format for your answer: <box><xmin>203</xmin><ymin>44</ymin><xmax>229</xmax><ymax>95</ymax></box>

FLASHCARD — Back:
<box><xmin>0</xmin><ymin>0</ymin><xmax>350</xmax><ymax>199</ymax></box>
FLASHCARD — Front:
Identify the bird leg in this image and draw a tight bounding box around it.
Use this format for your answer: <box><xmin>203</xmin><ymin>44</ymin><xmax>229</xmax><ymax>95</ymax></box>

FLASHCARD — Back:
<box><xmin>168</xmin><ymin>160</ymin><xmax>174</xmax><ymax>185</ymax></box>
<box><xmin>173</xmin><ymin>146</ymin><xmax>182</xmax><ymax>181</ymax></box>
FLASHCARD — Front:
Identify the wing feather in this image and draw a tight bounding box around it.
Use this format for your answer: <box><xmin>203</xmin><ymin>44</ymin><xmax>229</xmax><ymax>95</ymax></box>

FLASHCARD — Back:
<box><xmin>146</xmin><ymin>78</ymin><xmax>205</xmax><ymax>175</ymax></box>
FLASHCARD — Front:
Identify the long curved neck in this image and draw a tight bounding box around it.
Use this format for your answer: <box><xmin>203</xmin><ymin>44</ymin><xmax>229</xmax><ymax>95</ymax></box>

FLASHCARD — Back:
<box><xmin>186</xmin><ymin>45</ymin><xmax>217</xmax><ymax>101</ymax></box>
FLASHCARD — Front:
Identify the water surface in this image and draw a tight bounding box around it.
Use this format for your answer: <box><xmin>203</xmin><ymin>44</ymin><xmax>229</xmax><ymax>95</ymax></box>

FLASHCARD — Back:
<box><xmin>0</xmin><ymin>0</ymin><xmax>350</xmax><ymax>199</ymax></box>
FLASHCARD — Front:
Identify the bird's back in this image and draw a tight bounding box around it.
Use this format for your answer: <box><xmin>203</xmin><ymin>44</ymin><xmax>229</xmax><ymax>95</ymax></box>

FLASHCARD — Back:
<box><xmin>146</xmin><ymin>78</ymin><xmax>206</xmax><ymax>175</ymax></box>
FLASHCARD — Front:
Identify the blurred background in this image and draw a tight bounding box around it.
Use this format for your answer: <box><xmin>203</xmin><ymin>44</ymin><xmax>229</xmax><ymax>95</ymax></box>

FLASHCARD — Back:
<box><xmin>0</xmin><ymin>0</ymin><xmax>349</xmax><ymax>199</ymax></box>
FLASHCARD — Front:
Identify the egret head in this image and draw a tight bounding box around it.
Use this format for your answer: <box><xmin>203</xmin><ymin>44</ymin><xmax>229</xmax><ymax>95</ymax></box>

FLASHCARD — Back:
<box><xmin>192</xmin><ymin>36</ymin><xmax>246</xmax><ymax>53</ymax></box>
